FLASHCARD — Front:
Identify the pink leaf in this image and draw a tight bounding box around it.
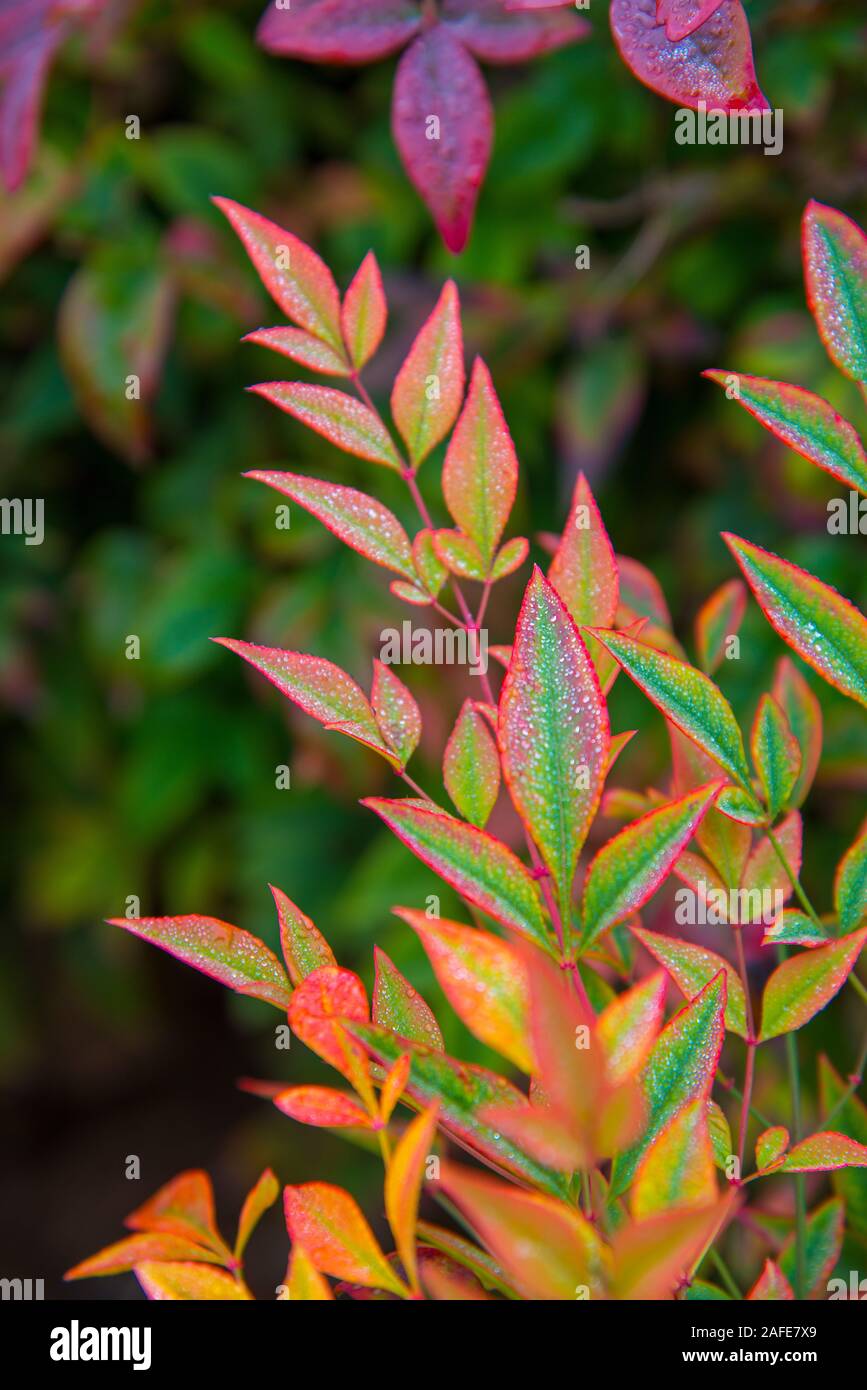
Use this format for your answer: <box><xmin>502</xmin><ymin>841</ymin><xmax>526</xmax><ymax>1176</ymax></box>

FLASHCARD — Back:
<box><xmin>242</xmin><ymin>326</ymin><xmax>350</xmax><ymax>376</ymax></box>
<box><xmin>107</xmin><ymin>915</ymin><xmax>292</xmax><ymax>1010</ymax></box>
<box><xmin>441</xmin><ymin>0</ymin><xmax>589</xmax><ymax>64</ymax></box>
<box><xmin>213</xmin><ymin>196</ymin><xmax>343</xmax><ymax>350</ymax></box>
<box><xmin>256</xmin><ymin>0</ymin><xmax>421</xmax><ymax>64</ymax></box>
<box><xmin>392</xmin><ymin>26</ymin><xmax>492</xmax><ymax>254</ymax></box>
<box><xmin>656</xmin><ymin>0</ymin><xmax>725</xmax><ymax>43</ymax></box>
<box><xmin>610</xmin><ymin>0</ymin><xmax>768</xmax><ymax>114</ymax></box>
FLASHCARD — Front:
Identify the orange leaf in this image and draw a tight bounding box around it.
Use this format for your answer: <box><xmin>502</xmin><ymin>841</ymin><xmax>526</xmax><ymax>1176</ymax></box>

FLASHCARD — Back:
<box><xmin>284</xmin><ymin>1182</ymin><xmax>408</xmax><ymax>1296</ymax></box>
<box><xmin>385</xmin><ymin>1105</ymin><xmax>440</xmax><ymax>1293</ymax></box>
<box><xmin>274</xmin><ymin>1085</ymin><xmax>375</xmax><ymax>1130</ymax></box>
<box><xmin>125</xmin><ymin>1170</ymin><xmax>228</xmax><ymax>1258</ymax></box>
<box><xmin>234</xmin><ymin>1168</ymin><xmax>279</xmax><ymax>1260</ymax></box>
<box><xmin>135</xmin><ymin>1262</ymin><xmax>252</xmax><ymax>1301</ymax></box>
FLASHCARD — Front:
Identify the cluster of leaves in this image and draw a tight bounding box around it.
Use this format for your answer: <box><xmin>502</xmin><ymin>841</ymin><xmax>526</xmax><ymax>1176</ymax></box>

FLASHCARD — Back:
<box><xmin>69</xmin><ymin>205</ymin><xmax>867</xmax><ymax>1299</ymax></box>
<box><xmin>256</xmin><ymin>0</ymin><xmax>768</xmax><ymax>251</ymax></box>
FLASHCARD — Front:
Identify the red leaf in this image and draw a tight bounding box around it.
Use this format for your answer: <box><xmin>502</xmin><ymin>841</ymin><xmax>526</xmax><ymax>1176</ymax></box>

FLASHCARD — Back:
<box><xmin>656</xmin><ymin>0</ymin><xmax>724</xmax><ymax>42</ymax></box>
<box><xmin>341</xmin><ymin>251</ymin><xmax>387</xmax><ymax>369</ymax></box>
<box><xmin>441</xmin><ymin>0</ymin><xmax>589</xmax><ymax>64</ymax></box>
<box><xmin>390</xmin><ymin>280</ymin><xmax>465</xmax><ymax>466</ymax></box>
<box><xmin>610</xmin><ymin>0</ymin><xmax>768</xmax><ymax>113</ymax></box>
<box><xmin>256</xmin><ymin>0</ymin><xmax>421</xmax><ymax>64</ymax></box>
<box><xmin>274</xmin><ymin>1085</ymin><xmax>375</xmax><ymax>1129</ymax></box>
<box><xmin>392</xmin><ymin>26</ymin><xmax>493</xmax><ymax>254</ymax></box>
<box><xmin>213</xmin><ymin>196</ymin><xmax>343</xmax><ymax>350</ymax></box>
<box><xmin>288</xmin><ymin>965</ymin><xmax>371</xmax><ymax>1087</ymax></box>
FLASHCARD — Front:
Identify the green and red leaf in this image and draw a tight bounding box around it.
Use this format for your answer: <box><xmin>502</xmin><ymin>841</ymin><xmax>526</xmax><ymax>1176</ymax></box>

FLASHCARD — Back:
<box><xmin>802</xmin><ymin>200</ymin><xmax>867</xmax><ymax>386</ymax></box>
<box><xmin>284</xmin><ymin>1183</ymin><xmax>408</xmax><ymax>1296</ymax></box>
<box><xmin>442</xmin><ymin>357</ymin><xmax>518</xmax><ymax>571</ymax></box>
<box><xmin>631</xmin><ymin>1099</ymin><xmax>717</xmax><ymax>1219</ymax></box>
<box><xmin>107</xmin><ymin>915</ymin><xmax>292</xmax><ymax>1011</ymax></box>
<box><xmin>759</xmin><ymin>927</ymin><xmax>867</xmax><ymax>1040</ymax></box>
<box><xmin>390</xmin><ymin>280</ymin><xmax>464</xmax><ymax>465</ymax></box>
<box><xmin>271</xmin><ymin>885</ymin><xmax>335</xmax><ymax>988</ymax></box>
<box><xmin>694</xmin><ymin>578</ymin><xmax>747</xmax><ymax>676</ymax></box>
<box><xmin>779</xmin><ymin>1198</ymin><xmax>844</xmax><ymax>1299</ymax></box>
<box><xmin>750</xmin><ymin>693</ymin><xmax>801</xmax><ymax>820</ymax></box>
<box><xmin>771</xmin><ymin>657</ymin><xmax>822</xmax><ymax>810</ymax></box>
<box><xmin>249</xmin><ymin>382</ymin><xmax>401</xmax><ymax>470</ymax></box>
<box><xmin>748</xmin><ymin>1259</ymin><xmax>794</xmax><ymax>1301</ymax></box>
<box><xmin>835</xmin><ymin>820</ymin><xmax>867</xmax><ymax>935</ymax></box>
<box><xmin>548</xmin><ymin>472</ymin><xmax>619</xmax><ymax>630</ymax></box>
<box><xmin>371</xmin><ymin>660</ymin><xmax>421</xmax><ymax>769</ymax></box>
<box><xmin>632</xmin><ymin>927</ymin><xmax>748</xmax><ymax>1038</ymax></box>
<box><xmin>443</xmin><ymin>699</ymin><xmax>501</xmax><ymax>828</ymax></box>
<box><xmin>341</xmin><ymin>251</ymin><xmax>387</xmax><ymax>370</ymax></box>
<box><xmin>372</xmin><ymin>946</ymin><xmax>444</xmax><ymax>1051</ymax></box>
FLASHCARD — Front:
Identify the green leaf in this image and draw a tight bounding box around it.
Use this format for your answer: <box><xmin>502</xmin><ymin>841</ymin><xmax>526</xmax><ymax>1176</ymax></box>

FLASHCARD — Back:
<box><xmin>347</xmin><ymin>1023</ymin><xmax>569</xmax><ymax>1199</ymax></box>
<box><xmin>362</xmin><ymin>798</ymin><xmax>550</xmax><ymax>952</ymax></box>
<box><xmin>499</xmin><ymin>568</ymin><xmax>610</xmax><ymax>923</ymax></box>
<box><xmin>245</xmin><ymin>470</ymin><xmax>415</xmax><ymax>579</ymax></box>
<box><xmin>818</xmin><ymin>1056</ymin><xmax>867</xmax><ymax>1241</ymax></box>
<box><xmin>756</xmin><ymin>1126</ymin><xmax>789</xmax><ymax>1170</ymax></box>
<box><xmin>610</xmin><ymin>972</ymin><xmax>727</xmax><ymax>1197</ymax></box>
<box><xmin>762</xmin><ymin>910</ymin><xmax>829</xmax><ymax>948</ymax></box>
<box><xmin>248</xmin><ymin>383</ymin><xmax>402</xmax><ymax>470</ymax></box>
<box><xmin>694</xmin><ymin>578</ymin><xmax>747</xmax><ymax>676</ymax></box>
<box><xmin>802</xmin><ymin>200</ymin><xmax>867</xmax><ymax>386</ymax></box>
<box><xmin>771</xmin><ymin>657</ymin><xmax>822</xmax><ymax>810</ymax></box>
<box><xmin>107</xmin><ymin>914</ymin><xmax>292</xmax><ymax>1009</ymax></box>
<box><xmin>443</xmin><ymin>700</ymin><xmax>500</xmax><ymax>828</ymax></box>
<box><xmin>779</xmin><ymin>1198</ymin><xmax>844</xmax><ymax>1299</ymax></box>
<box><xmin>370</xmin><ymin>661</ymin><xmax>421</xmax><ymax>769</ymax></box>
<box><xmin>270</xmin><ymin>885</ymin><xmax>335</xmax><ymax>988</ymax></box>
<box><xmin>548</xmin><ymin>472</ymin><xmax>619</xmax><ymax>629</ymax></box>
<box><xmin>442</xmin><ymin>357</ymin><xmax>518</xmax><ymax>571</ymax></box>
<box><xmin>759</xmin><ymin>927</ymin><xmax>867</xmax><ymax>1040</ymax></box>
<box><xmin>243</xmin><ymin>326</ymin><xmax>350</xmax><ymax>377</ymax></box>
<box><xmin>590</xmin><ymin>631</ymin><xmax>755</xmax><ymax>795</ymax></box>
<box><xmin>773</xmin><ymin>1132</ymin><xmax>867</xmax><ymax>1174</ymax></box>
<box><xmin>631</xmin><ymin>1099</ymin><xmax>716</xmax><ymax>1219</ymax></box>
<box><xmin>704</xmin><ymin>371</ymin><xmax>867</xmax><ymax>496</ymax></box>
<box><xmin>390</xmin><ymin>281</ymin><xmax>464</xmax><ymax>467</ymax></box>
<box><xmin>835</xmin><ymin>820</ymin><xmax>867</xmax><ymax>934</ymax></box>
<box><xmin>632</xmin><ymin>927</ymin><xmax>748</xmax><ymax>1038</ymax></box>
<box><xmin>373</xmin><ymin>946</ymin><xmax>444</xmax><ymax>1051</ymax></box>
<box><xmin>582</xmin><ymin>783</ymin><xmax>723</xmax><ymax>948</ymax></box>
<box><xmin>725</xmin><ymin>533</ymin><xmax>867</xmax><ymax>709</ymax></box>
<box><xmin>750</xmin><ymin>694</ymin><xmax>801</xmax><ymax>821</ymax></box>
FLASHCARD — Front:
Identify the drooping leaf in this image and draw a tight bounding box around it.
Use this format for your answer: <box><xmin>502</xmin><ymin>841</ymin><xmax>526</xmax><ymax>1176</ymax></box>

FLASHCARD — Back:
<box><xmin>694</xmin><ymin>579</ymin><xmax>747</xmax><ymax>676</ymax></box>
<box><xmin>370</xmin><ymin>660</ymin><xmax>422</xmax><ymax>769</ymax></box>
<box><xmin>135</xmin><ymin>1262</ymin><xmax>252</xmax><ymax>1301</ymax></box>
<box><xmin>214</xmin><ymin>639</ymin><xmax>394</xmax><ymax>763</ymax></box>
<box><xmin>283</xmin><ymin>1242</ymin><xmax>333</xmax><ymax>1301</ymax></box>
<box><xmin>631</xmin><ymin>1099</ymin><xmax>717</xmax><ymax>1219</ymax></box>
<box><xmin>818</xmin><ymin>1056</ymin><xmax>867</xmax><ymax>1241</ymax></box>
<box><xmin>372</xmin><ymin>946</ymin><xmax>444</xmax><ymax>1051</ymax></box>
<box><xmin>214</xmin><ymin>196</ymin><xmax>343</xmax><ymax>351</ymax></box>
<box><xmin>759</xmin><ymin>927</ymin><xmax>867</xmax><ymax>1040</ymax></box>
<box><xmin>835</xmin><ymin>820</ymin><xmax>867</xmax><ymax>934</ymax></box>
<box><xmin>500</xmin><ymin>568</ymin><xmax>610</xmax><ymax>922</ymax></box>
<box><xmin>442</xmin><ymin>358</ymin><xmax>518</xmax><ymax>571</ymax></box>
<box><xmin>769</xmin><ymin>1132</ymin><xmax>867</xmax><ymax>1174</ymax></box>
<box><xmin>246</xmin><ymin>471</ymin><xmax>415</xmax><ymax>579</ymax></box>
<box><xmin>243</xmin><ymin>325</ymin><xmax>350</xmax><ymax>376</ymax></box>
<box><xmin>779</xmin><ymin>1198</ymin><xmax>844</xmax><ymax>1299</ymax></box>
<box><xmin>771</xmin><ymin>657</ymin><xmax>822</xmax><ymax>810</ymax></box>
<box><xmin>548</xmin><ymin>472</ymin><xmax>619</xmax><ymax>630</ymax></box>
<box><xmin>362</xmin><ymin>798</ymin><xmax>550</xmax><ymax>951</ymax></box>
<box><xmin>611</xmin><ymin>972</ymin><xmax>727</xmax><ymax>1195</ymax></box>
<box><xmin>125</xmin><ymin>1171</ymin><xmax>227</xmax><ymax>1256</ymax></box>
<box><xmin>288</xmin><ymin>966</ymin><xmax>371</xmax><ymax>1096</ymax></box>
<box><xmin>704</xmin><ymin>371</ymin><xmax>867</xmax><ymax>497</ymax></box>
<box><xmin>275</xmin><ymin>1085</ymin><xmax>375</xmax><ymax>1130</ymax></box>
<box><xmin>748</xmin><ymin>1259</ymin><xmax>794</xmax><ymax>1301</ymax></box>
<box><xmin>597</xmin><ymin>971</ymin><xmax>667</xmax><ymax>1084</ymax></box>
<box><xmin>385</xmin><ymin>1104</ymin><xmax>440</xmax><ymax>1293</ymax></box>
<box><xmin>234</xmin><ymin>1169</ymin><xmax>279</xmax><ymax>1260</ymax></box>
<box><xmin>632</xmin><ymin>927</ymin><xmax>748</xmax><ymax>1038</ymax></box>
<box><xmin>756</xmin><ymin>1126</ymin><xmax>789</xmax><ymax>1170</ymax></box>
<box><xmin>270</xmin><ymin>884</ymin><xmax>335</xmax><ymax>988</ymax></box>
<box><xmin>591</xmin><ymin>630</ymin><xmax>755</xmax><ymax>794</ymax></box>
<box><xmin>395</xmin><ymin>908</ymin><xmax>532</xmax><ymax>1072</ymax></box>
<box><xmin>248</xmin><ymin>382</ymin><xmax>401</xmax><ymax>470</ymax></box>
<box><xmin>65</xmin><ymin>1234</ymin><xmax>224</xmax><ymax>1281</ymax></box>
<box><xmin>256</xmin><ymin>0</ymin><xmax>422</xmax><ymax>63</ymax></box>
<box><xmin>283</xmin><ymin>1183</ymin><xmax>408</xmax><ymax>1296</ymax></box>
<box><xmin>802</xmin><ymin>200</ymin><xmax>867</xmax><ymax>386</ymax></box>
<box><xmin>442</xmin><ymin>0</ymin><xmax>589</xmax><ymax>63</ymax></box>
<box><xmin>392</xmin><ymin>27</ymin><xmax>492</xmax><ymax>254</ymax></box>
<box><xmin>390</xmin><ymin>280</ymin><xmax>465</xmax><ymax>464</ymax></box>
<box><xmin>443</xmin><ymin>700</ymin><xmax>501</xmax><ymax>828</ymax></box>
<box><xmin>347</xmin><ymin>1023</ymin><xmax>569</xmax><ymax>1198</ymax></box>
<box><xmin>438</xmin><ymin>1162</ymin><xmax>610</xmax><ymax>1300</ymax></box>
<box><xmin>108</xmin><ymin>915</ymin><xmax>292</xmax><ymax>1011</ymax></box>
<box><xmin>582</xmin><ymin>783</ymin><xmax>722</xmax><ymax>947</ymax></box>
<box><xmin>724</xmin><ymin>533</ymin><xmax>867</xmax><ymax>709</ymax></box>
<box><xmin>610</xmin><ymin>0</ymin><xmax>767</xmax><ymax>114</ymax></box>
<box><xmin>750</xmin><ymin>693</ymin><xmax>801</xmax><ymax>821</ymax></box>
<box><xmin>341</xmin><ymin>251</ymin><xmax>387</xmax><ymax>370</ymax></box>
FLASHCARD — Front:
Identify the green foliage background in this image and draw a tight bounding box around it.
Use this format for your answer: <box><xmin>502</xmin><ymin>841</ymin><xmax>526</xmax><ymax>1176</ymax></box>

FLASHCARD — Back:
<box><xmin>0</xmin><ymin>0</ymin><xmax>865</xmax><ymax>1294</ymax></box>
